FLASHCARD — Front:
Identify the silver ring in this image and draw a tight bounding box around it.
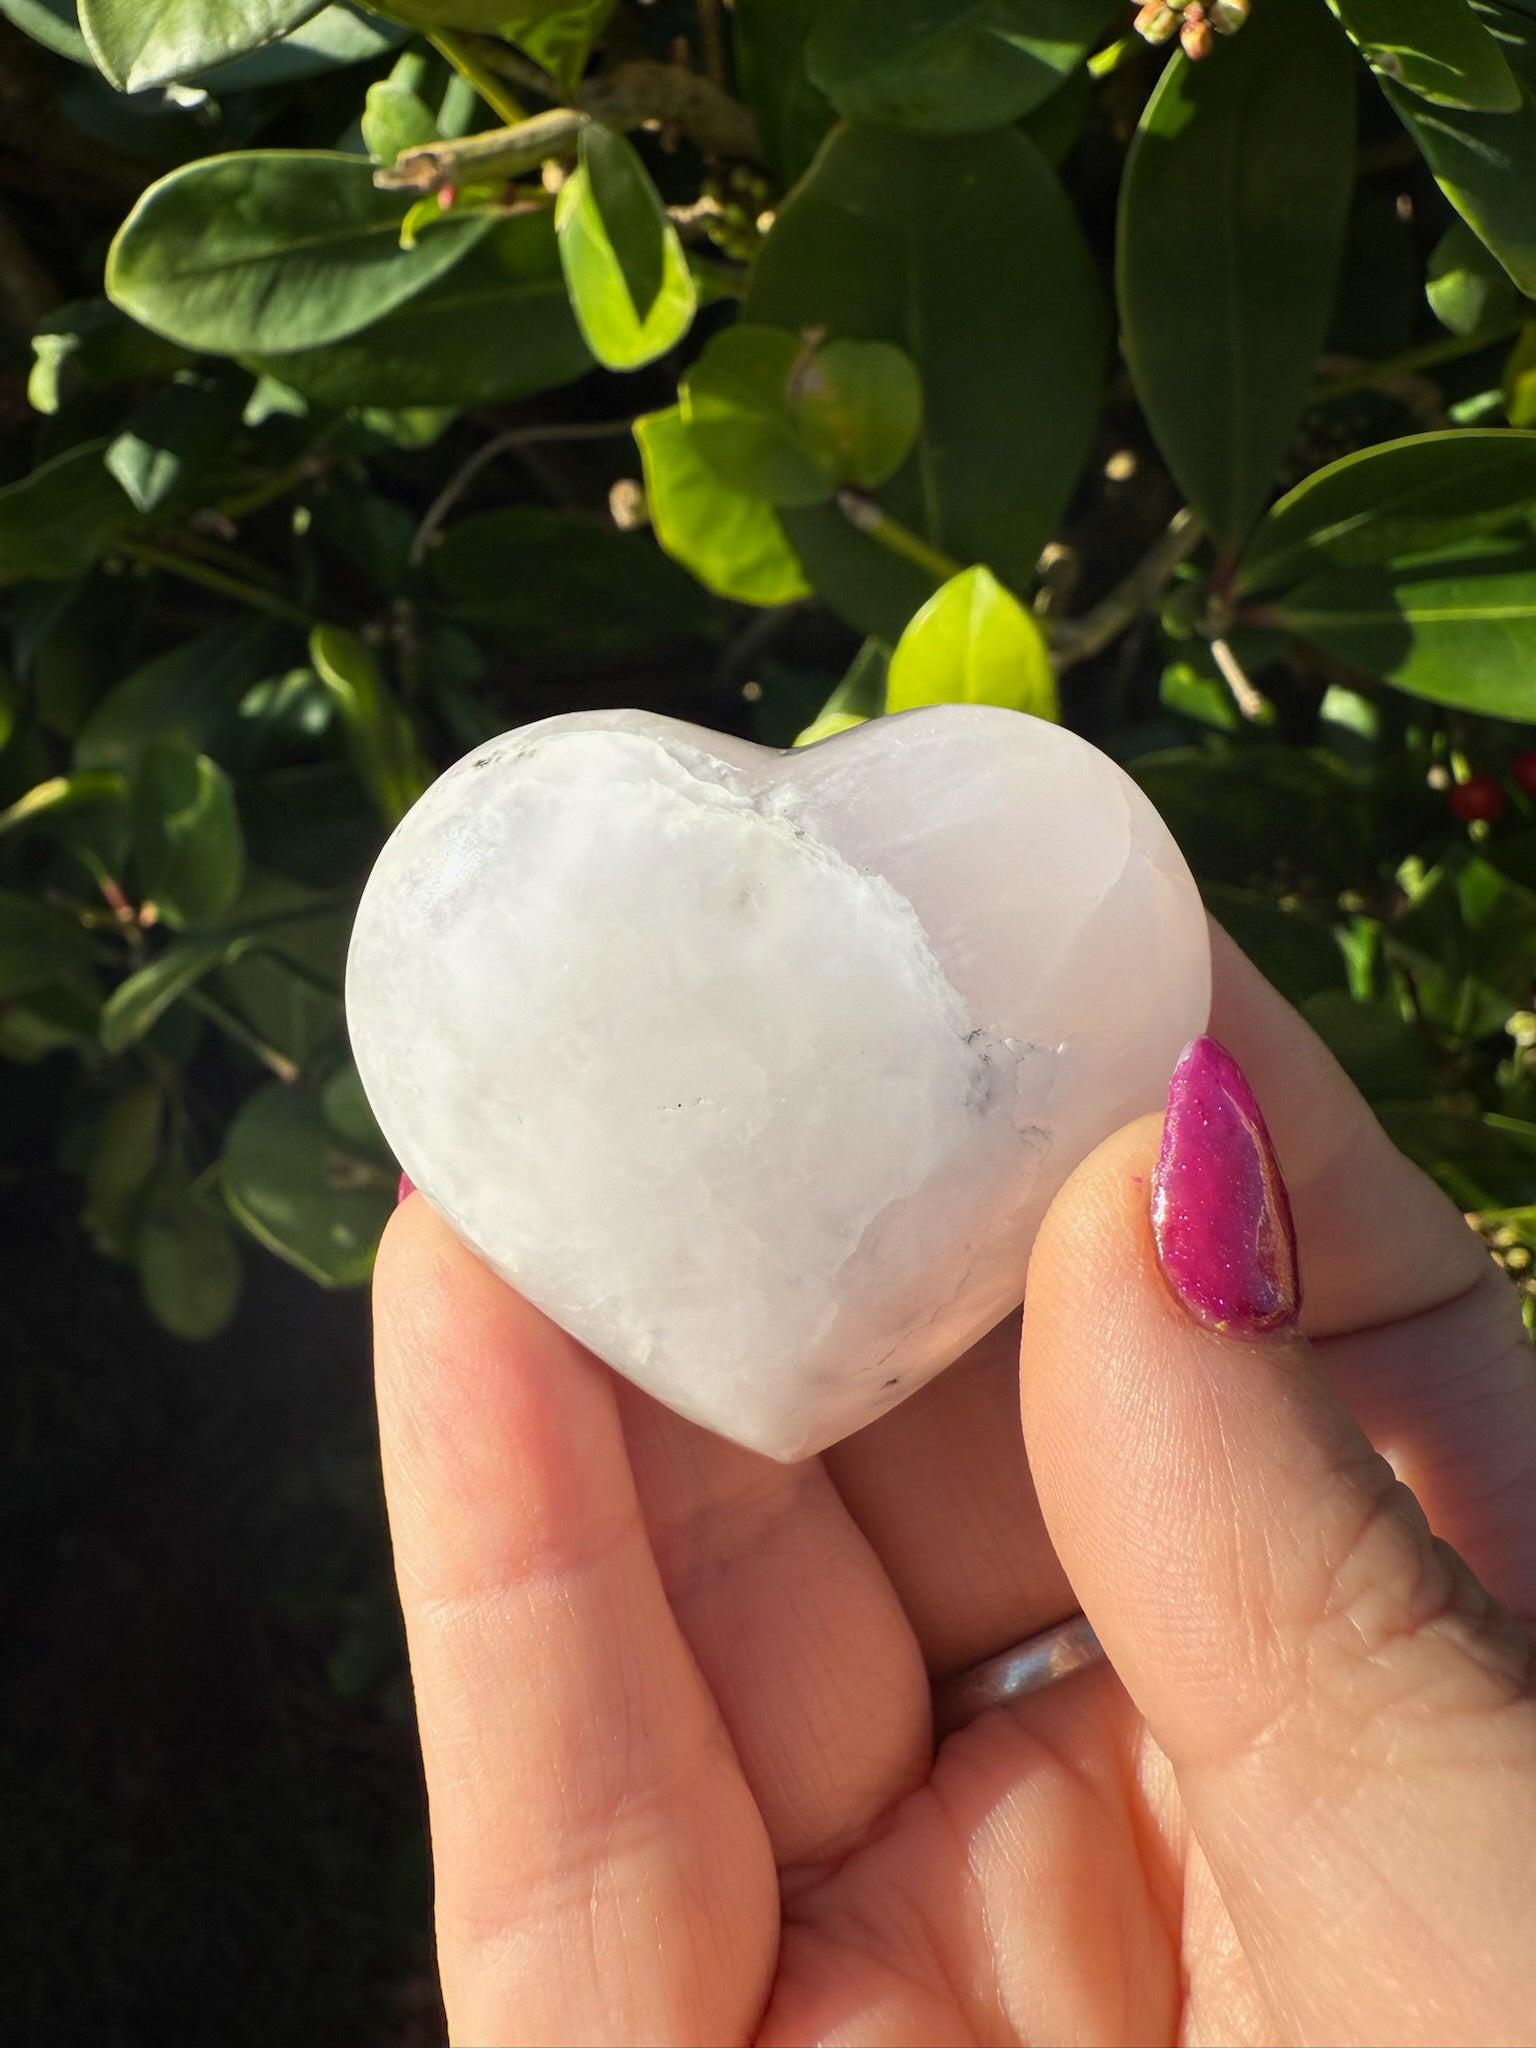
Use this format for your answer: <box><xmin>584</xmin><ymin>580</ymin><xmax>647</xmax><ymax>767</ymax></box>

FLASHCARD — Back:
<box><xmin>933</xmin><ymin>1613</ymin><xmax>1107</xmax><ymax>1739</ymax></box>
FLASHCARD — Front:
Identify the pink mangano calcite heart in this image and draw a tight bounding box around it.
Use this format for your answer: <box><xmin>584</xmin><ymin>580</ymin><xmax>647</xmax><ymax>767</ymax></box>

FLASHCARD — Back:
<box><xmin>346</xmin><ymin>706</ymin><xmax>1210</xmax><ymax>1459</ymax></box>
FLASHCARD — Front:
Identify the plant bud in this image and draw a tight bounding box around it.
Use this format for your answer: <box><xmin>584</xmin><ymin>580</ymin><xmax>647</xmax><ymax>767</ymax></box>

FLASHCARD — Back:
<box><xmin>1209</xmin><ymin>0</ymin><xmax>1250</xmax><ymax>31</ymax></box>
<box><xmin>1180</xmin><ymin>8</ymin><xmax>1215</xmax><ymax>57</ymax></box>
<box><xmin>1135</xmin><ymin>1</ymin><xmax>1181</xmax><ymax>43</ymax></box>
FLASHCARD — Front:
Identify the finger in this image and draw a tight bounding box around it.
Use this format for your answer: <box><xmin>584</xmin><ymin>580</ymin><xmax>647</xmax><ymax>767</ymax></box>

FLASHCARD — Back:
<box><xmin>616</xmin><ymin>1384</ymin><xmax>931</xmax><ymax>1870</ymax></box>
<box><xmin>1022</xmin><ymin>1054</ymin><xmax>1536</xmax><ymax>2044</ymax></box>
<box><xmin>374</xmin><ymin>1200</ymin><xmax>777</xmax><ymax>2047</ymax></box>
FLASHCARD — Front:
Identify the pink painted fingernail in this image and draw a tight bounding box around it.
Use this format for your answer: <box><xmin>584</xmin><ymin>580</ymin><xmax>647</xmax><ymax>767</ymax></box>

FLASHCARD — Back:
<box><xmin>1152</xmin><ymin>1037</ymin><xmax>1300</xmax><ymax>1339</ymax></box>
<box><xmin>397</xmin><ymin>1171</ymin><xmax>415</xmax><ymax>1204</ymax></box>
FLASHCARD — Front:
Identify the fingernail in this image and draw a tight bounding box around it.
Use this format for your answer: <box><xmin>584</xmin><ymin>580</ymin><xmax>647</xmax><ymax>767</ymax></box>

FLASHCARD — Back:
<box><xmin>1152</xmin><ymin>1036</ymin><xmax>1300</xmax><ymax>1339</ymax></box>
<box><xmin>397</xmin><ymin>1171</ymin><xmax>415</xmax><ymax>1204</ymax></box>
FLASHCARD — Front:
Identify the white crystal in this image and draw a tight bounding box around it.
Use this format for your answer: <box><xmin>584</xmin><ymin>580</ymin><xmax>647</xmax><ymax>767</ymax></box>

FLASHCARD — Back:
<box><xmin>346</xmin><ymin>706</ymin><xmax>1210</xmax><ymax>1459</ymax></box>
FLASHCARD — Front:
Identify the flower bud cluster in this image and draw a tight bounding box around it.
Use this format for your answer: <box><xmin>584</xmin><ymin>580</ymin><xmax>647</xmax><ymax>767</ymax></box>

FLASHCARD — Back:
<box><xmin>1134</xmin><ymin>0</ymin><xmax>1249</xmax><ymax>59</ymax></box>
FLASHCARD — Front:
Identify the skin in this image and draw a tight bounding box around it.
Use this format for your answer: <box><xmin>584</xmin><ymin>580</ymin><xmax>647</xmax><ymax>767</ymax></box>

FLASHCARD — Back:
<box><xmin>373</xmin><ymin>927</ymin><xmax>1536</xmax><ymax>2047</ymax></box>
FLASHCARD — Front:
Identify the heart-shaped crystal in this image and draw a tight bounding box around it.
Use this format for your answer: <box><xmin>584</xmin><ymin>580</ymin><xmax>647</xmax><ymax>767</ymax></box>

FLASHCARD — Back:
<box><xmin>347</xmin><ymin>706</ymin><xmax>1209</xmax><ymax>1459</ymax></box>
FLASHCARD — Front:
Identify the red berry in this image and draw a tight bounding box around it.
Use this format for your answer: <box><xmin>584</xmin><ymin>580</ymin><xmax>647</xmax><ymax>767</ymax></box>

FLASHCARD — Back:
<box><xmin>1514</xmin><ymin>750</ymin><xmax>1536</xmax><ymax>799</ymax></box>
<box><xmin>1450</xmin><ymin>774</ymin><xmax>1506</xmax><ymax>823</ymax></box>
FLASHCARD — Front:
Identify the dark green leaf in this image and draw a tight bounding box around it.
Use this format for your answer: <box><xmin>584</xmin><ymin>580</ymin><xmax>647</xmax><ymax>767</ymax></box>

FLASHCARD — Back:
<box><xmin>104</xmin><ymin>368</ymin><xmax>250</xmax><ymax>515</ymax></box>
<box><xmin>807</xmin><ymin>0</ymin><xmax>1118</xmax><ymax>133</ymax></box>
<box><xmin>29</xmin><ymin>299</ymin><xmax>192</xmax><ymax>418</ymax></box>
<box><xmin>130</xmin><ymin>738</ymin><xmax>245</xmax><ymax>928</ymax></box>
<box><xmin>1505</xmin><ymin>321</ymin><xmax>1536</xmax><ymax>426</ymax></box>
<box><xmin>733</xmin><ymin>0</ymin><xmax>837</xmax><ymax>182</ymax></box>
<box><xmin>106</xmin><ymin>150</ymin><xmax>493</xmax><ymax>356</ymax></box>
<box><xmin>430</xmin><ymin>505</ymin><xmax>713</xmax><ymax>649</ymax></box>
<box><xmin>1427</xmin><ymin>217</ymin><xmax>1524</xmax><ymax>336</ymax></box>
<box><xmin>222</xmin><ymin>1081</ymin><xmax>394</xmax><ymax>1285</ymax></box>
<box><xmin>0</xmin><ymin>443</ymin><xmax>135</xmax><ymax>585</ymax></box>
<box><xmin>0</xmin><ymin>890</ymin><xmax>94</xmax><ymax>999</ymax></box>
<box><xmin>101</xmin><ymin>938</ymin><xmax>239</xmax><ymax>1053</ymax></box>
<box><xmin>195</xmin><ymin>2</ymin><xmax>405</xmax><ymax>88</ymax></box>
<box><xmin>555</xmin><ymin>124</ymin><xmax>696</xmax><ymax>371</ymax></box>
<box><xmin>747</xmin><ymin>123</ymin><xmax>1105</xmax><ymax>640</ymax></box>
<box><xmin>82</xmin><ymin>1082</ymin><xmax>163</xmax><ymax>1253</ymax></box>
<box><xmin>1240</xmin><ymin>430</ymin><xmax>1536</xmax><ymax>590</ymax></box>
<box><xmin>245</xmin><ymin>214</ymin><xmax>592</xmax><ymax>407</ymax></box>
<box><xmin>634</xmin><ymin>407</ymin><xmax>811</xmax><ymax>607</ymax></box>
<box><xmin>1204</xmin><ymin>886</ymin><xmax>1348</xmax><ymax>1006</ymax></box>
<box><xmin>1119</xmin><ymin>0</ymin><xmax>1356</xmax><ymax>545</ymax></box>
<box><xmin>137</xmin><ymin>1170</ymin><xmax>243</xmax><ymax>1339</ymax></box>
<box><xmin>886</xmin><ymin>565</ymin><xmax>1058</xmax><ymax>718</ymax></box>
<box><xmin>321</xmin><ymin>1059</ymin><xmax>391</xmax><ymax>1157</ymax></box>
<box><xmin>1327</xmin><ymin>0</ymin><xmax>1521</xmax><ymax>110</ymax></box>
<box><xmin>1273</xmin><ymin>536</ymin><xmax>1536</xmax><ymax>720</ymax></box>
<box><xmin>1301</xmin><ymin>987</ymin><xmax>1437</xmax><ymax>1103</ymax></box>
<box><xmin>1385</xmin><ymin>3</ymin><xmax>1536</xmax><ymax>295</ymax></box>
<box><xmin>79</xmin><ymin>0</ymin><xmax>325</xmax><ymax>92</ymax></box>
<box><xmin>74</xmin><ymin>621</ymin><xmax>295</xmax><ymax>774</ymax></box>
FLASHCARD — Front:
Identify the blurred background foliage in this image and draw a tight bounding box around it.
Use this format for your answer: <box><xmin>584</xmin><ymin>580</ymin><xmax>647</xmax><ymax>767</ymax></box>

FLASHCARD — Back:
<box><xmin>4</xmin><ymin>0</ymin><xmax>1536</xmax><ymax>2038</ymax></box>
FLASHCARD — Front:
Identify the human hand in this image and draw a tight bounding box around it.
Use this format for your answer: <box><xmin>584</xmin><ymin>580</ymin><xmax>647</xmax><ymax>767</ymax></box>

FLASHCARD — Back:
<box><xmin>373</xmin><ymin>927</ymin><xmax>1536</xmax><ymax>2046</ymax></box>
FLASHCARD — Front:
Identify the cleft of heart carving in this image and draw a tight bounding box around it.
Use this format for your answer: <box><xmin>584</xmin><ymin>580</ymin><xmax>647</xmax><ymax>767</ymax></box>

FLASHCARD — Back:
<box><xmin>346</xmin><ymin>705</ymin><xmax>1211</xmax><ymax>1459</ymax></box>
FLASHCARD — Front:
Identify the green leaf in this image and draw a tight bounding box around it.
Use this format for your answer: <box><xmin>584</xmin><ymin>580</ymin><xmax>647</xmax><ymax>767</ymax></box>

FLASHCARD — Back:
<box><xmin>79</xmin><ymin>0</ymin><xmax>325</xmax><ymax>91</ymax></box>
<box><xmin>222</xmin><ymin>1082</ymin><xmax>394</xmax><ymax>1285</ymax></box>
<box><xmin>0</xmin><ymin>890</ymin><xmax>93</xmax><ymax>999</ymax></box>
<box><xmin>1505</xmin><ymin>322</ymin><xmax>1536</xmax><ymax>427</ymax></box>
<box><xmin>1385</xmin><ymin>3</ymin><xmax>1536</xmax><ymax>295</ymax></box>
<box><xmin>1</xmin><ymin>0</ymin><xmax>91</xmax><ymax>64</ymax></box>
<box><xmin>137</xmin><ymin>1170</ymin><xmax>242</xmax><ymax>1340</ymax></box>
<box><xmin>362</xmin><ymin>74</ymin><xmax>439</xmax><ymax>166</ymax></box>
<box><xmin>1327</xmin><ymin>0</ymin><xmax>1521</xmax><ymax>109</ymax></box>
<box><xmin>320</xmin><ymin>1059</ymin><xmax>390</xmax><ymax>1155</ymax></box>
<box><xmin>309</xmin><ymin>624</ymin><xmax>429</xmax><ymax>824</ymax></box>
<box><xmin>807</xmin><ymin>0</ymin><xmax>1118</xmax><ymax>133</ymax></box>
<box><xmin>886</xmin><ymin>565</ymin><xmax>1058</xmax><ymax>719</ymax></box>
<box><xmin>106</xmin><ymin>150</ymin><xmax>493</xmax><ymax>357</ymax></box>
<box><xmin>683</xmin><ymin>325</ymin><xmax>923</xmax><ymax>507</ymax></box>
<box><xmin>74</xmin><ymin>621</ymin><xmax>294</xmax><ymax>775</ymax></box>
<box><xmin>28</xmin><ymin>298</ymin><xmax>193</xmax><ymax>417</ymax></box>
<box><xmin>1273</xmin><ymin>534</ymin><xmax>1536</xmax><ymax>720</ymax></box>
<box><xmin>555</xmin><ymin>124</ymin><xmax>696</xmax><ymax>370</ymax></box>
<box><xmin>130</xmin><ymin>739</ymin><xmax>245</xmax><ymax>929</ymax></box>
<box><xmin>795</xmin><ymin>637</ymin><xmax>889</xmax><ymax>744</ymax></box>
<box><xmin>1239</xmin><ymin>430</ymin><xmax>1536</xmax><ymax>591</ymax></box>
<box><xmin>83</xmin><ymin>1082</ymin><xmax>163</xmax><ymax>1253</ymax></box>
<box><xmin>496</xmin><ymin>0</ymin><xmax>613</xmax><ymax>96</ymax></box>
<box><xmin>1427</xmin><ymin>217</ymin><xmax>1524</xmax><ymax>337</ymax></box>
<box><xmin>430</xmin><ymin>504</ymin><xmax>713</xmax><ymax>648</ymax></box>
<box><xmin>101</xmin><ymin>938</ymin><xmax>240</xmax><ymax>1054</ymax></box>
<box><xmin>0</xmin><ymin>770</ymin><xmax>129</xmax><ymax>875</ymax></box>
<box><xmin>732</xmin><ymin>0</ymin><xmax>837</xmax><ymax>182</ymax></box>
<box><xmin>104</xmin><ymin>368</ymin><xmax>249</xmax><ymax>516</ymax></box>
<box><xmin>747</xmin><ymin>123</ymin><xmax>1105</xmax><ymax>641</ymax></box>
<box><xmin>195</xmin><ymin>3</ymin><xmax>406</xmax><ymax>88</ymax></box>
<box><xmin>1118</xmin><ymin>0</ymin><xmax>1355</xmax><ymax>546</ymax></box>
<box><xmin>634</xmin><ymin>406</ymin><xmax>812</xmax><ymax>607</ymax></box>
<box><xmin>0</xmin><ymin>443</ymin><xmax>135</xmax><ymax>585</ymax></box>
<box><xmin>244</xmin><ymin>214</ymin><xmax>592</xmax><ymax>408</ymax></box>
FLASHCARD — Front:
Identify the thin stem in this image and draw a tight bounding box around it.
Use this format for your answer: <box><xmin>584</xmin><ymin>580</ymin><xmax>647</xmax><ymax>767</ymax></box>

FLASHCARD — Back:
<box><xmin>472</xmin><ymin>38</ymin><xmax>562</xmax><ymax>103</ymax></box>
<box><xmin>411</xmin><ymin>418</ymin><xmax>637</xmax><ymax>566</ymax></box>
<box><xmin>835</xmin><ymin>489</ymin><xmax>965</xmax><ymax>584</ymax></box>
<box><xmin>1053</xmin><ymin>507</ymin><xmax>1205</xmax><ymax>669</ymax></box>
<box><xmin>697</xmin><ymin>0</ymin><xmax>729</xmax><ymax>91</ymax></box>
<box><xmin>428</xmin><ymin>28</ymin><xmax>527</xmax><ymax>125</ymax></box>
<box><xmin>1316</xmin><ymin>323</ymin><xmax>1522</xmax><ymax>401</ymax></box>
<box><xmin>115</xmin><ymin>539</ymin><xmax>314</xmax><ymax>628</ymax></box>
<box><xmin>182</xmin><ymin>988</ymin><xmax>301</xmax><ymax>1086</ymax></box>
<box><xmin>1209</xmin><ymin>634</ymin><xmax>1268</xmax><ymax>721</ymax></box>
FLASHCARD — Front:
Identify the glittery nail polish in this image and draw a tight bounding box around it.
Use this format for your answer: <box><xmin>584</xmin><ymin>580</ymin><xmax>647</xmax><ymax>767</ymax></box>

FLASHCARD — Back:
<box><xmin>1152</xmin><ymin>1036</ymin><xmax>1300</xmax><ymax>1339</ymax></box>
<box><xmin>397</xmin><ymin>1171</ymin><xmax>415</xmax><ymax>1204</ymax></box>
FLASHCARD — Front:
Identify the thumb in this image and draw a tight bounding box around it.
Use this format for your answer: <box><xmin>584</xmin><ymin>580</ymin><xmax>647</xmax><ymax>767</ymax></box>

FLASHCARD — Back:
<box><xmin>1021</xmin><ymin>1037</ymin><xmax>1536</xmax><ymax>2045</ymax></box>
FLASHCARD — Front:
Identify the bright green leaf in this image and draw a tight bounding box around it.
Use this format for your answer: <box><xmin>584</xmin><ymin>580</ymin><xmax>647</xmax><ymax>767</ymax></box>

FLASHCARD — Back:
<box><xmin>0</xmin><ymin>443</ymin><xmax>135</xmax><ymax>585</ymax></box>
<box><xmin>75</xmin><ymin>622</ymin><xmax>294</xmax><ymax>776</ymax></box>
<box><xmin>196</xmin><ymin>3</ymin><xmax>406</xmax><ymax>88</ymax></box>
<box><xmin>1119</xmin><ymin>0</ymin><xmax>1355</xmax><ymax>547</ymax></box>
<box><xmin>1385</xmin><ymin>3</ymin><xmax>1536</xmax><ymax>295</ymax></box>
<box><xmin>808</xmin><ymin>0</ymin><xmax>1119</xmax><ymax>133</ymax></box>
<box><xmin>796</xmin><ymin>339</ymin><xmax>924</xmax><ymax>492</ymax></box>
<box><xmin>1239</xmin><ymin>430</ymin><xmax>1536</xmax><ymax>590</ymax></box>
<box><xmin>496</xmin><ymin>0</ymin><xmax>613</xmax><ymax>96</ymax></box>
<box><xmin>732</xmin><ymin>0</ymin><xmax>837</xmax><ymax>182</ymax></box>
<box><xmin>634</xmin><ymin>406</ymin><xmax>812</xmax><ymax>607</ymax></box>
<box><xmin>104</xmin><ymin>369</ymin><xmax>249</xmax><ymax>516</ymax></box>
<box><xmin>362</xmin><ymin>75</ymin><xmax>439</xmax><ymax>166</ymax></box>
<box><xmin>1273</xmin><ymin>534</ymin><xmax>1536</xmax><ymax>720</ymax></box>
<box><xmin>106</xmin><ymin>151</ymin><xmax>493</xmax><ymax>357</ymax></box>
<box><xmin>244</xmin><ymin>214</ymin><xmax>592</xmax><ymax>408</ymax></box>
<box><xmin>1</xmin><ymin>0</ymin><xmax>91</xmax><ymax>63</ymax></box>
<box><xmin>309</xmin><ymin>624</ymin><xmax>429</xmax><ymax>824</ymax></box>
<box><xmin>28</xmin><ymin>299</ymin><xmax>191</xmax><ymax>416</ymax></box>
<box><xmin>137</xmin><ymin>1170</ymin><xmax>242</xmax><ymax>1339</ymax></box>
<box><xmin>1505</xmin><ymin>322</ymin><xmax>1536</xmax><ymax>426</ymax></box>
<box><xmin>1427</xmin><ymin>217</ymin><xmax>1524</xmax><ymax>337</ymax></box>
<box><xmin>131</xmin><ymin>739</ymin><xmax>245</xmax><ymax>929</ymax></box>
<box><xmin>747</xmin><ymin>123</ymin><xmax>1105</xmax><ymax>641</ymax></box>
<box><xmin>222</xmin><ymin>1082</ymin><xmax>394</xmax><ymax>1285</ymax></box>
<box><xmin>886</xmin><ymin>565</ymin><xmax>1058</xmax><ymax>719</ymax></box>
<box><xmin>795</xmin><ymin>637</ymin><xmax>889</xmax><ymax>744</ymax></box>
<box><xmin>555</xmin><ymin>124</ymin><xmax>696</xmax><ymax>370</ymax></box>
<box><xmin>1326</xmin><ymin>0</ymin><xmax>1521</xmax><ymax>109</ymax></box>
<box><xmin>684</xmin><ymin>326</ymin><xmax>834</xmax><ymax>506</ymax></box>
<box><xmin>79</xmin><ymin>0</ymin><xmax>324</xmax><ymax>92</ymax></box>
